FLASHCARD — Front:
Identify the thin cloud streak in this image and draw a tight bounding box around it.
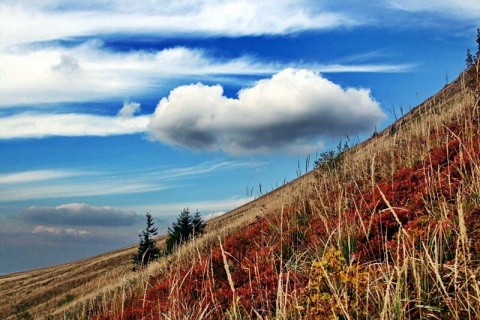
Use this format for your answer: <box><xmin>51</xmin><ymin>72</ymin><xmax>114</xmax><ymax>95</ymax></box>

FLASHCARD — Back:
<box><xmin>315</xmin><ymin>63</ymin><xmax>415</xmax><ymax>73</ymax></box>
<box><xmin>0</xmin><ymin>1</ymin><xmax>357</xmax><ymax>48</ymax></box>
<box><xmin>0</xmin><ymin>43</ymin><xmax>413</xmax><ymax>108</ymax></box>
<box><xmin>148</xmin><ymin>161</ymin><xmax>259</xmax><ymax>181</ymax></box>
<box><xmin>387</xmin><ymin>0</ymin><xmax>480</xmax><ymax>20</ymax></box>
<box><xmin>0</xmin><ymin>112</ymin><xmax>150</xmax><ymax>139</ymax></box>
<box><xmin>1</xmin><ymin>44</ymin><xmax>240</xmax><ymax>107</ymax></box>
<box><xmin>32</xmin><ymin>225</ymin><xmax>91</xmax><ymax>236</ymax></box>
<box><xmin>3</xmin><ymin>0</ymin><xmax>476</xmax><ymax>51</ymax></box>
<box><xmin>0</xmin><ymin>169</ymin><xmax>83</xmax><ymax>184</ymax></box>
<box><xmin>0</xmin><ymin>161</ymin><xmax>255</xmax><ymax>202</ymax></box>
<box><xmin>0</xmin><ymin>182</ymin><xmax>167</xmax><ymax>202</ymax></box>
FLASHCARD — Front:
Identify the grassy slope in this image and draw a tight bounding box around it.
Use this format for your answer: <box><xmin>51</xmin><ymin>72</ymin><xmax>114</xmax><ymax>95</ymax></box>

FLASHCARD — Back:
<box><xmin>0</xmin><ymin>162</ymin><xmax>315</xmax><ymax>319</ymax></box>
<box><xmin>0</xmin><ymin>243</ymin><xmax>137</xmax><ymax>318</ymax></box>
<box><xmin>97</xmin><ymin>72</ymin><xmax>478</xmax><ymax>320</ymax></box>
<box><xmin>1</xmin><ymin>71</ymin><xmax>479</xmax><ymax>319</ymax></box>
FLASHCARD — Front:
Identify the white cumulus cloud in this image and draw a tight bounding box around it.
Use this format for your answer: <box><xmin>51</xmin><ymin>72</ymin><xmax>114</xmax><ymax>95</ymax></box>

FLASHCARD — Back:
<box><xmin>149</xmin><ymin>68</ymin><xmax>385</xmax><ymax>155</ymax></box>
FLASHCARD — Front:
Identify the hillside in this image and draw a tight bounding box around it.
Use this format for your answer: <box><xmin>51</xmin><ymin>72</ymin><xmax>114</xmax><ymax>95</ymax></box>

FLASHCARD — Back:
<box><xmin>0</xmin><ymin>166</ymin><xmax>315</xmax><ymax>319</ymax></box>
<box><xmin>1</xmin><ymin>70</ymin><xmax>479</xmax><ymax>319</ymax></box>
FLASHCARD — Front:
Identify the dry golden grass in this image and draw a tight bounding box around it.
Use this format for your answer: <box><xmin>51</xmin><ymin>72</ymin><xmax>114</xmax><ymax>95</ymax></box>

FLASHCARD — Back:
<box><xmin>0</xmin><ymin>243</ymin><xmax>136</xmax><ymax>318</ymax></box>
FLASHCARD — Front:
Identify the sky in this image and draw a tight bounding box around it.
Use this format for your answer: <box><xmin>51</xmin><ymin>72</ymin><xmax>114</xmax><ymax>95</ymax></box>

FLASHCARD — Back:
<box><xmin>0</xmin><ymin>0</ymin><xmax>479</xmax><ymax>275</ymax></box>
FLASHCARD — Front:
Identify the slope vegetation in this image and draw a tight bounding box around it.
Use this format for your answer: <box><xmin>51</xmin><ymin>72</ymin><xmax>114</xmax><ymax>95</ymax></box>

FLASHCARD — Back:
<box><xmin>1</xmin><ymin>71</ymin><xmax>479</xmax><ymax>319</ymax></box>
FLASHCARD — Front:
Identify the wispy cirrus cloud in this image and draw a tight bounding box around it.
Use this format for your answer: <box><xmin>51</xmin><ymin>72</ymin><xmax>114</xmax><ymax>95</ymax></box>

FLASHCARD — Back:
<box><xmin>0</xmin><ymin>180</ymin><xmax>166</xmax><ymax>202</ymax></box>
<box><xmin>0</xmin><ymin>1</ymin><xmax>358</xmax><ymax>48</ymax></box>
<box><xmin>0</xmin><ymin>169</ymin><xmax>82</xmax><ymax>184</ymax></box>
<box><xmin>387</xmin><ymin>0</ymin><xmax>480</xmax><ymax>20</ymax></box>
<box><xmin>1</xmin><ymin>43</ymin><xmax>263</xmax><ymax>107</ymax></box>
<box><xmin>0</xmin><ymin>2</ymin><xmax>415</xmax><ymax>109</ymax></box>
<box><xmin>0</xmin><ymin>161</ymin><xmax>254</xmax><ymax>202</ymax></box>
<box><xmin>0</xmin><ymin>111</ymin><xmax>150</xmax><ymax>139</ymax></box>
<box><xmin>0</xmin><ymin>166</ymin><xmax>166</xmax><ymax>202</ymax></box>
<box><xmin>7</xmin><ymin>0</ymin><xmax>477</xmax><ymax>52</ymax></box>
<box><xmin>0</xmin><ymin>0</ymin><xmax>467</xmax><ymax>112</ymax></box>
<box><xmin>0</xmin><ymin>100</ymin><xmax>148</xmax><ymax>139</ymax></box>
<box><xmin>0</xmin><ymin>41</ymin><xmax>412</xmax><ymax>108</ymax></box>
<box><xmin>152</xmin><ymin>161</ymin><xmax>257</xmax><ymax>180</ymax></box>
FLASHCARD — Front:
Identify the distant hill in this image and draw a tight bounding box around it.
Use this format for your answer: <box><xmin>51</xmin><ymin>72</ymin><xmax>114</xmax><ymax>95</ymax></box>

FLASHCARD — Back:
<box><xmin>1</xmin><ymin>69</ymin><xmax>479</xmax><ymax>319</ymax></box>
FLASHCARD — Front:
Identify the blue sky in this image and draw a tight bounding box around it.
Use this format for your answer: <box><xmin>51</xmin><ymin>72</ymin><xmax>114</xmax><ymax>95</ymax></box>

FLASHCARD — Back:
<box><xmin>0</xmin><ymin>0</ymin><xmax>479</xmax><ymax>275</ymax></box>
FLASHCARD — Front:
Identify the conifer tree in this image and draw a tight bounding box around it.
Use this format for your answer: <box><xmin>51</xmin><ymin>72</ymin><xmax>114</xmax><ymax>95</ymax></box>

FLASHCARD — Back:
<box><xmin>132</xmin><ymin>212</ymin><xmax>161</xmax><ymax>270</ymax></box>
<box><xmin>466</xmin><ymin>48</ymin><xmax>475</xmax><ymax>68</ymax></box>
<box><xmin>465</xmin><ymin>29</ymin><xmax>480</xmax><ymax>101</ymax></box>
<box><xmin>165</xmin><ymin>208</ymin><xmax>205</xmax><ymax>254</ymax></box>
<box><xmin>476</xmin><ymin>28</ymin><xmax>480</xmax><ymax>59</ymax></box>
<box><xmin>192</xmin><ymin>209</ymin><xmax>206</xmax><ymax>236</ymax></box>
<box><xmin>177</xmin><ymin>208</ymin><xmax>193</xmax><ymax>240</ymax></box>
<box><xmin>466</xmin><ymin>29</ymin><xmax>480</xmax><ymax>69</ymax></box>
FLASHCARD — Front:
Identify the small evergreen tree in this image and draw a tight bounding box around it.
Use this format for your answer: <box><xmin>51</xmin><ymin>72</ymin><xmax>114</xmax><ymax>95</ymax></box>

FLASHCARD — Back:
<box><xmin>476</xmin><ymin>28</ymin><xmax>480</xmax><ymax>59</ymax></box>
<box><xmin>132</xmin><ymin>212</ymin><xmax>161</xmax><ymax>270</ymax></box>
<box><xmin>177</xmin><ymin>208</ymin><xmax>193</xmax><ymax>240</ymax></box>
<box><xmin>466</xmin><ymin>48</ymin><xmax>475</xmax><ymax>68</ymax></box>
<box><xmin>466</xmin><ymin>29</ymin><xmax>480</xmax><ymax>69</ymax></box>
<box><xmin>166</xmin><ymin>208</ymin><xmax>205</xmax><ymax>254</ymax></box>
<box><xmin>192</xmin><ymin>209</ymin><xmax>206</xmax><ymax>237</ymax></box>
<box><xmin>466</xmin><ymin>29</ymin><xmax>480</xmax><ymax>102</ymax></box>
<box><xmin>466</xmin><ymin>29</ymin><xmax>480</xmax><ymax>68</ymax></box>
